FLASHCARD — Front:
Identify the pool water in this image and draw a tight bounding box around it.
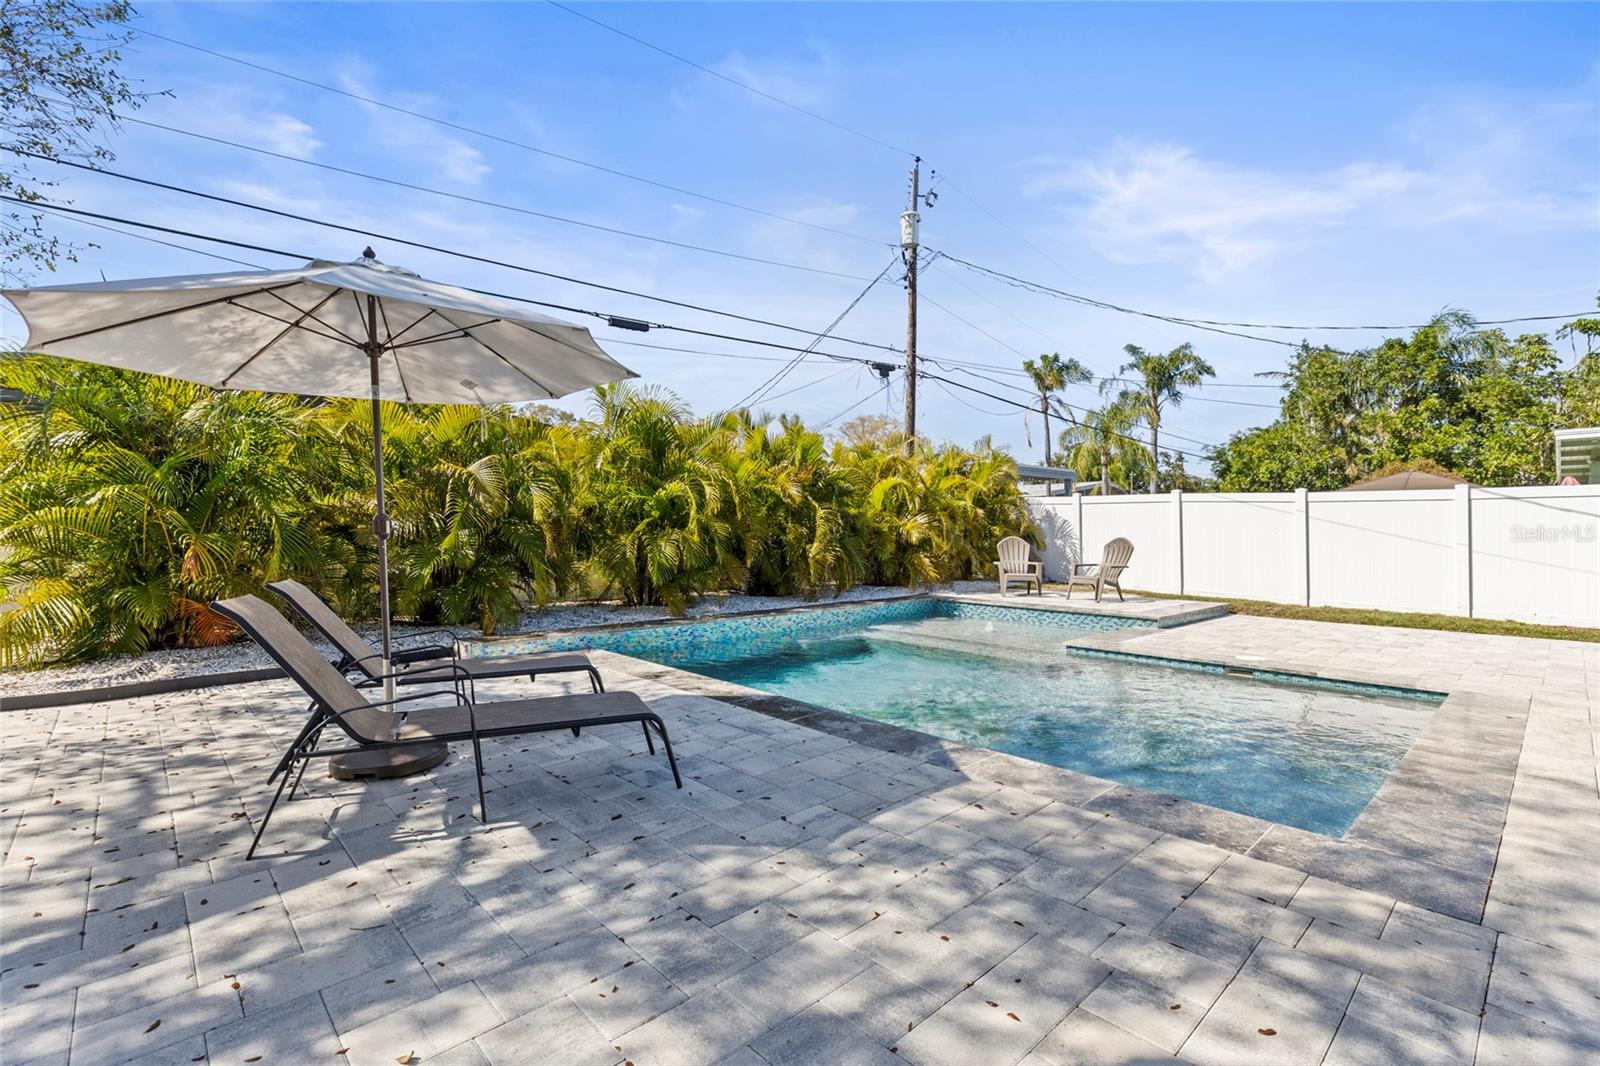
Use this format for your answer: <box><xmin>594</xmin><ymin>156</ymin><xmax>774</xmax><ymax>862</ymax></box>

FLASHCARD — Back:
<box><xmin>657</xmin><ymin>613</ymin><xmax>1439</xmax><ymax>836</ymax></box>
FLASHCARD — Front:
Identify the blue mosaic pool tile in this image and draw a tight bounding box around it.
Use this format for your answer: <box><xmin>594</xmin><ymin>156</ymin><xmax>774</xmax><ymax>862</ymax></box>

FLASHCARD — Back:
<box><xmin>1066</xmin><ymin>646</ymin><xmax>1445</xmax><ymax>704</ymax></box>
<box><xmin>465</xmin><ymin>596</ymin><xmax>1144</xmax><ymax>662</ymax></box>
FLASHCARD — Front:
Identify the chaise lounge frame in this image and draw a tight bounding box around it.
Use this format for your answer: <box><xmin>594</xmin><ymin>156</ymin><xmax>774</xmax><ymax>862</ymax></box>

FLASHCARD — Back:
<box><xmin>212</xmin><ymin>594</ymin><xmax>681</xmax><ymax>860</ymax></box>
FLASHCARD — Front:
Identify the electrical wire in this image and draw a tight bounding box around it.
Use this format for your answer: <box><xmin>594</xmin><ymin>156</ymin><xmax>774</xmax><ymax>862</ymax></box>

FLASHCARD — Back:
<box><xmin>19</xmin><ymin>155</ymin><xmax>905</xmax><ymax>353</ymax></box>
<box><xmin>727</xmin><ymin>255</ymin><xmax>898</xmax><ymax>410</ymax></box>
<box><xmin>817</xmin><ymin>382</ymin><xmax>888</xmax><ymax>428</ymax></box>
<box><xmin>25</xmin><ymin>202</ymin><xmax>270</xmax><ymax>269</ymax></box>
<box><xmin>937</xmin><ymin>250</ymin><xmax>1593</xmax><ymax>340</ymax></box>
<box><xmin>8</xmin><ymin>196</ymin><xmax>1226</xmax><ymax>457</ymax></box>
<box><xmin>40</xmin><ymin>99</ymin><xmax>876</xmax><ymax>282</ymax></box>
<box><xmin>129</xmin><ymin>28</ymin><xmax>891</xmax><ymax>247</ymax></box>
<box><xmin>545</xmin><ymin>1</ymin><xmax>914</xmax><ymax>157</ymax></box>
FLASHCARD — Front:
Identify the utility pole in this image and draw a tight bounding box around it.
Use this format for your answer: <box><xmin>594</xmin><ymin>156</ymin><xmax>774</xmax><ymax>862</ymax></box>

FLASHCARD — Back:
<box><xmin>901</xmin><ymin>157</ymin><xmax>921</xmax><ymax>452</ymax></box>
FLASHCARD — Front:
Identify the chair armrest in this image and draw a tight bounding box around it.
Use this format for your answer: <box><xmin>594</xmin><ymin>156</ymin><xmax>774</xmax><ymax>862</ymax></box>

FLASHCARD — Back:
<box><xmin>1071</xmin><ymin>562</ymin><xmax>1096</xmax><ymax>575</ymax></box>
<box><xmin>1026</xmin><ymin>561</ymin><xmax>1043</xmax><ymax>575</ymax></box>
<box><xmin>390</xmin><ymin>642</ymin><xmax>456</xmax><ymax>665</ymax></box>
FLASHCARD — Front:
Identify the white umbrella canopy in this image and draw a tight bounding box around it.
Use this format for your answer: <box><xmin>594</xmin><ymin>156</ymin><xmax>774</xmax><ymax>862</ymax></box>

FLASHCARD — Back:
<box><xmin>3</xmin><ymin>251</ymin><xmax>635</xmax><ymax>710</ymax></box>
<box><xmin>3</xmin><ymin>252</ymin><xmax>635</xmax><ymax>403</ymax></box>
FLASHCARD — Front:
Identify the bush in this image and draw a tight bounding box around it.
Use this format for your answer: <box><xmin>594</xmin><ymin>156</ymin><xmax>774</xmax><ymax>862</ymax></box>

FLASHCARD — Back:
<box><xmin>0</xmin><ymin>364</ymin><xmax>1038</xmax><ymax>666</ymax></box>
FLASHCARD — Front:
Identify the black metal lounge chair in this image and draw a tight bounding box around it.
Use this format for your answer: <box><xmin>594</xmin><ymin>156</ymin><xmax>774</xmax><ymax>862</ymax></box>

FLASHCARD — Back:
<box><xmin>212</xmin><ymin>594</ymin><xmax>681</xmax><ymax>860</ymax></box>
<box><xmin>266</xmin><ymin>579</ymin><xmax>604</xmax><ymax>694</ymax></box>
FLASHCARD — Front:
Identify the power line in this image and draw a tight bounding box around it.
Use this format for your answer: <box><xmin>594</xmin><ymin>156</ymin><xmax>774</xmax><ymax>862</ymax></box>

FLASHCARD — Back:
<box><xmin>917</xmin><ymin>369</ymin><xmax>1213</xmax><ymax>460</ymax></box>
<box><xmin>129</xmin><ymin>28</ymin><xmax>891</xmax><ymax>247</ymax></box>
<box><xmin>44</xmin><ymin>100</ymin><xmax>875</xmax><ymax>282</ymax></box>
<box><xmin>26</xmin><ymin>202</ymin><xmax>270</xmax><ymax>269</ymax></box>
<box><xmin>728</xmin><ymin>255</ymin><xmax>898</xmax><ymax>410</ymax></box>
<box><xmin>8</xmin><ymin>196</ymin><xmax>1225</xmax><ymax>457</ymax></box>
<box><xmin>545</xmin><ymin>1</ymin><xmax>914</xmax><ymax>157</ymax></box>
<box><xmin>937</xmin><ymin>250</ymin><xmax>1593</xmax><ymax>341</ymax></box>
<box><xmin>817</xmin><ymin>382</ymin><xmax>889</xmax><ymax>428</ymax></box>
<box><xmin>22</xmin><ymin>155</ymin><xmax>905</xmax><ymax>353</ymax></box>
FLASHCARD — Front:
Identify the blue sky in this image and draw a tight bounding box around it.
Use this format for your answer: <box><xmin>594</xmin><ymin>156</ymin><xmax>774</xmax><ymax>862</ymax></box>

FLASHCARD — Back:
<box><xmin>5</xmin><ymin>2</ymin><xmax>1597</xmax><ymax>468</ymax></box>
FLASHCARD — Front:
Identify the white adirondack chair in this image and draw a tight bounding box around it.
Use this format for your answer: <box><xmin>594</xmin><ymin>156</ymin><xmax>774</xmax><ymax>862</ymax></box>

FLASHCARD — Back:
<box><xmin>1065</xmin><ymin>537</ymin><xmax>1135</xmax><ymax>602</ymax></box>
<box><xmin>995</xmin><ymin>536</ymin><xmax>1042</xmax><ymax>596</ymax></box>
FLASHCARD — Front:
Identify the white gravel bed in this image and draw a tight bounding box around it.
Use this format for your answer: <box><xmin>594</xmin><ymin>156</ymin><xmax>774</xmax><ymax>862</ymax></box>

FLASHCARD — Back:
<box><xmin>1</xmin><ymin>582</ymin><xmax>994</xmax><ymax>699</ymax></box>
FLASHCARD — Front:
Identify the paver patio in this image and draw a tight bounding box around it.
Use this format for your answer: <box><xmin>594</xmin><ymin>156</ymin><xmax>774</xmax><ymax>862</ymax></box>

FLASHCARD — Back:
<box><xmin>2</xmin><ymin>611</ymin><xmax>1596</xmax><ymax>1065</ymax></box>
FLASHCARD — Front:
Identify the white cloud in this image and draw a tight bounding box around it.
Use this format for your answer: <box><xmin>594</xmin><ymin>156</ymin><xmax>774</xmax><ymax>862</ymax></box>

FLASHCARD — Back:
<box><xmin>334</xmin><ymin>66</ymin><xmax>490</xmax><ymax>186</ymax></box>
<box><xmin>251</xmin><ymin>113</ymin><xmax>322</xmax><ymax>158</ymax></box>
<box><xmin>710</xmin><ymin>48</ymin><xmax>837</xmax><ymax>111</ymax></box>
<box><xmin>1033</xmin><ymin>92</ymin><xmax>1597</xmax><ymax>284</ymax></box>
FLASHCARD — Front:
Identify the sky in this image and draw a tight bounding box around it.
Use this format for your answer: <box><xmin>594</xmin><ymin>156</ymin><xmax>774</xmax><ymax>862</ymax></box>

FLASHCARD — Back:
<box><xmin>4</xmin><ymin>1</ymin><xmax>1597</xmax><ymax>470</ymax></box>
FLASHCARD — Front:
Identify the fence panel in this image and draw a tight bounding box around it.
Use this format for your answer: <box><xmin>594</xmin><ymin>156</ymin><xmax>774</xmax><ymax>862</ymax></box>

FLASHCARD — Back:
<box><xmin>1470</xmin><ymin>488</ymin><xmax>1600</xmax><ymax>627</ymax></box>
<box><xmin>1307</xmin><ymin>490</ymin><xmax>1456</xmax><ymax>613</ymax></box>
<box><xmin>1182</xmin><ymin>493</ymin><xmax>1302</xmax><ymax>602</ymax></box>
<box><xmin>1028</xmin><ymin>485</ymin><xmax>1600</xmax><ymax>627</ymax></box>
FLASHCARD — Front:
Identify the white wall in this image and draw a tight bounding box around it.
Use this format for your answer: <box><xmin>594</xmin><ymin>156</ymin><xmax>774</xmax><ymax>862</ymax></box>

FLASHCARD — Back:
<box><xmin>1029</xmin><ymin>485</ymin><xmax>1600</xmax><ymax>628</ymax></box>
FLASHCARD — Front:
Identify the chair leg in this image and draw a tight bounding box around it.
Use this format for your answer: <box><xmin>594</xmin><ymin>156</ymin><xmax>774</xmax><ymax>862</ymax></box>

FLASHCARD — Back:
<box><xmin>246</xmin><ymin>756</ymin><xmax>298</xmax><ymax>861</ymax></box>
<box><xmin>284</xmin><ymin>721</ymin><xmax>327</xmax><ymax>802</ymax></box>
<box><xmin>647</xmin><ymin>717</ymin><xmax>683</xmax><ymax>789</ymax></box>
<box><xmin>642</xmin><ymin>721</ymin><xmax>656</xmax><ymax>754</ymax></box>
<box><xmin>470</xmin><ymin>730</ymin><xmax>489</xmax><ymax>824</ymax></box>
<box><xmin>587</xmin><ymin>667</ymin><xmax>605</xmax><ymax>693</ymax></box>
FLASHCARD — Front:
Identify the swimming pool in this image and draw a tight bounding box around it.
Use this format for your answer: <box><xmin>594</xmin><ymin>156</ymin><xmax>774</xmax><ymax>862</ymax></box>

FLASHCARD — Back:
<box><xmin>486</xmin><ymin>599</ymin><xmax>1440</xmax><ymax>836</ymax></box>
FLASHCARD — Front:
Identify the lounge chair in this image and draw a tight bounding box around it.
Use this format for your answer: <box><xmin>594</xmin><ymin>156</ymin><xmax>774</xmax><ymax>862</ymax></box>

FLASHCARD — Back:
<box><xmin>267</xmin><ymin>579</ymin><xmax>604</xmax><ymax>694</ymax></box>
<box><xmin>211</xmin><ymin>594</ymin><xmax>681</xmax><ymax>860</ymax></box>
<box><xmin>995</xmin><ymin>535</ymin><xmax>1043</xmax><ymax>595</ymax></box>
<box><xmin>1065</xmin><ymin>537</ymin><xmax>1134</xmax><ymax>602</ymax></box>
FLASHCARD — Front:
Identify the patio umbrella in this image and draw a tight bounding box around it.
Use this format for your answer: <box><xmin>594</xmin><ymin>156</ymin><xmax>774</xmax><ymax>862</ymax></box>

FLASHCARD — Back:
<box><xmin>2</xmin><ymin>249</ymin><xmax>635</xmax><ymax>693</ymax></box>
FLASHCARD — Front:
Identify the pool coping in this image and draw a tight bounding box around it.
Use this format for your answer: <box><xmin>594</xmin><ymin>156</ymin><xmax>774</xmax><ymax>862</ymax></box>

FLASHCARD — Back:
<box><xmin>586</xmin><ymin>612</ymin><xmax>1525</xmax><ymax>924</ymax></box>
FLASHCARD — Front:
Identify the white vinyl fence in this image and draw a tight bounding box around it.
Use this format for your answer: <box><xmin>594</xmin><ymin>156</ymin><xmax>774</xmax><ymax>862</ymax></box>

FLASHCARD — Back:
<box><xmin>1029</xmin><ymin>485</ymin><xmax>1600</xmax><ymax>628</ymax></box>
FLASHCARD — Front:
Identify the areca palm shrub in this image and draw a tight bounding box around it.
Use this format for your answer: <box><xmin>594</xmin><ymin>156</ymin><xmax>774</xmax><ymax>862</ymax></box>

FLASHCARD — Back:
<box><xmin>0</xmin><ymin>355</ymin><xmax>330</xmax><ymax>665</ymax></box>
<box><xmin>730</xmin><ymin>414</ymin><xmax>866</xmax><ymax>597</ymax></box>
<box><xmin>579</xmin><ymin>384</ymin><xmax>746</xmax><ymax>611</ymax></box>
<box><xmin>318</xmin><ymin>399</ymin><xmax>584</xmax><ymax>635</ymax></box>
<box><xmin>834</xmin><ymin>440</ymin><xmax>1034</xmax><ymax>587</ymax></box>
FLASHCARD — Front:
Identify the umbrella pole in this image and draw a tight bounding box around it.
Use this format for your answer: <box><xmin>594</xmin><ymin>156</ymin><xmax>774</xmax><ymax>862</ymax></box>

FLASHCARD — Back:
<box><xmin>368</xmin><ymin>333</ymin><xmax>395</xmax><ymax>706</ymax></box>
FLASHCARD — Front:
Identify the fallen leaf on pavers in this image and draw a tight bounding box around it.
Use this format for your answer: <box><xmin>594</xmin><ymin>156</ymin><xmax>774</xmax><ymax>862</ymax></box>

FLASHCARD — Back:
<box><xmin>396</xmin><ymin>1053</ymin><xmax>416</xmax><ymax>1064</ymax></box>
<box><xmin>144</xmin><ymin>1020</ymin><xmax>161</xmax><ymax>1034</ymax></box>
<box><xmin>1169</xmin><ymin>1003</ymin><xmax>1181</xmax><ymax>1010</ymax></box>
<box><xmin>1258</xmin><ymin>1028</ymin><xmax>1277</xmax><ymax>1036</ymax></box>
<box><xmin>986</xmin><ymin>1001</ymin><xmax>999</xmax><ymax>1008</ymax></box>
<box><xmin>336</xmin><ymin>1049</ymin><xmax>349</xmax><ymax>1056</ymax></box>
<box><xmin>1006</xmin><ymin>1013</ymin><xmax>1021</xmax><ymax>1022</ymax></box>
<box><xmin>245</xmin><ymin>1057</ymin><xmax>262</xmax><ymax>1062</ymax></box>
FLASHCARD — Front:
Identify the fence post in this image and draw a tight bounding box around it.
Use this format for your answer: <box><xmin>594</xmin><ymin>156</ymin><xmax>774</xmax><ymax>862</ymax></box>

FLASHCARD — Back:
<box><xmin>1453</xmin><ymin>483</ymin><xmax>1473</xmax><ymax>617</ymax></box>
<box><xmin>1073</xmin><ymin>490</ymin><xmax>1085</xmax><ymax>570</ymax></box>
<box><xmin>1296</xmin><ymin>488</ymin><xmax>1311</xmax><ymax>605</ymax></box>
<box><xmin>1171</xmin><ymin>490</ymin><xmax>1185</xmax><ymax>595</ymax></box>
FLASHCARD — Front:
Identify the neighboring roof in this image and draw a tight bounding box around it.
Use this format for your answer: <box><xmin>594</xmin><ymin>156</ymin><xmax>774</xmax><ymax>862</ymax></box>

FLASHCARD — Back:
<box><xmin>1555</xmin><ymin>426</ymin><xmax>1600</xmax><ymax>483</ymax></box>
<box><xmin>1339</xmin><ymin>468</ymin><xmax>1469</xmax><ymax>491</ymax></box>
<box><xmin>1015</xmin><ymin>463</ymin><xmax>1078</xmax><ymax>484</ymax></box>
<box><xmin>1074</xmin><ymin>480</ymin><xmax>1128</xmax><ymax>495</ymax></box>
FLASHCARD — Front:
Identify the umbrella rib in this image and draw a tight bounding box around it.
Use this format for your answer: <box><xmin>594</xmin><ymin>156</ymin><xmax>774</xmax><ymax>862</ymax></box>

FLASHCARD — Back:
<box><xmin>225</xmin><ymin>298</ymin><xmax>360</xmax><ymax>349</ymax></box>
<box><xmin>263</xmin><ymin>288</ymin><xmax>364</xmax><ymax>347</ymax></box>
<box><xmin>433</xmin><ymin>309</ymin><xmax>559</xmax><ymax>398</ymax></box>
<box><xmin>221</xmin><ymin>288</ymin><xmax>346</xmax><ymax>387</ymax></box>
<box><xmin>384</xmin><ymin>307</ymin><xmax>441</xmax><ymax>346</ymax></box>
<box><xmin>376</xmin><ymin>299</ymin><xmax>414</xmax><ymax>403</ymax></box>
<box><xmin>390</xmin><ymin>318</ymin><xmax>501</xmax><ymax>349</ymax></box>
<box><xmin>29</xmin><ymin>282</ymin><xmax>304</xmax><ymax>347</ymax></box>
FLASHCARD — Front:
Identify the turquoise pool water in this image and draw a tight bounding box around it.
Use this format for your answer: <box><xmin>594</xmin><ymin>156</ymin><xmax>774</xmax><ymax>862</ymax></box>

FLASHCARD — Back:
<box><xmin>489</xmin><ymin>600</ymin><xmax>1439</xmax><ymax>836</ymax></box>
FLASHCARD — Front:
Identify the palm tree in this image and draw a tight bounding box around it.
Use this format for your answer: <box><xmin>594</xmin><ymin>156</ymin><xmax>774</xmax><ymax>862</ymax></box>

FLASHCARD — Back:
<box><xmin>1058</xmin><ymin>393</ymin><xmax>1149</xmax><ymax>495</ymax></box>
<box><xmin>1021</xmin><ymin>352</ymin><xmax>1093</xmax><ymax>466</ymax></box>
<box><xmin>1115</xmin><ymin>343</ymin><xmax>1215</xmax><ymax>491</ymax></box>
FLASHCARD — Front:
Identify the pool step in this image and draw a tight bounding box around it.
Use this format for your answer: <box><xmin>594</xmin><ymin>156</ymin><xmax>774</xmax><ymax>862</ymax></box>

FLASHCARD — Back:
<box><xmin>863</xmin><ymin>623</ymin><xmax>1056</xmax><ymax>664</ymax></box>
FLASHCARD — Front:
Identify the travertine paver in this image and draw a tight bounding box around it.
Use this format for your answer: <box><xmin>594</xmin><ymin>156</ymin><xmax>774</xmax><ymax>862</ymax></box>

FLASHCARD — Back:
<box><xmin>2</xmin><ymin>611</ymin><xmax>1596</xmax><ymax>1064</ymax></box>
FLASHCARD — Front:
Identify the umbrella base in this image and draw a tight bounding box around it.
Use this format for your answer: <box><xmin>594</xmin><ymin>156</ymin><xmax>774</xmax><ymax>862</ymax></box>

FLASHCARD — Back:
<box><xmin>328</xmin><ymin>743</ymin><xmax>448</xmax><ymax>780</ymax></box>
